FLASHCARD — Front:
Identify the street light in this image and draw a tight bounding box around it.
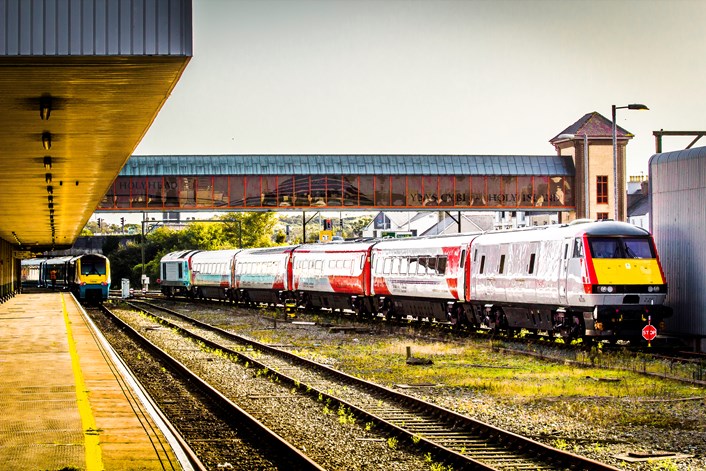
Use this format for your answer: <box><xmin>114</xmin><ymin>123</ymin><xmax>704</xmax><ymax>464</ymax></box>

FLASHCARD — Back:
<box><xmin>612</xmin><ymin>103</ymin><xmax>648</xmax><ymax>220</ymax></box>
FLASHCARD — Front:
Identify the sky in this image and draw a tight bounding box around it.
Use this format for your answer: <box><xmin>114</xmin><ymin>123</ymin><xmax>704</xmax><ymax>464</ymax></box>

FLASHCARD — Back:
<box><xmin>134</xmin><ymin>0</ymin><xmax>706</xmax><ymax>184</ymax></box>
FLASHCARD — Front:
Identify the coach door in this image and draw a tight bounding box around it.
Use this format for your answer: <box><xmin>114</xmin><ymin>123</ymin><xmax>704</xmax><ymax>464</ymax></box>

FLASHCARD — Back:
<box><xmin>558</xmin><ymin>238</ymin><xmax>571</xmax><ymax>304</ymax></box>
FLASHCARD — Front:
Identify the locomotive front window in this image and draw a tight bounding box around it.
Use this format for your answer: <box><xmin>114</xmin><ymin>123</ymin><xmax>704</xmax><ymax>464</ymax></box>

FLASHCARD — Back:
<box><xmin>81</xmin><ymin>259</ymin><xmax>106</xmax><ymax>275</ymax></box>
<box><xmin>623</xmin><ymin>238</ymin><xmax>654</xmax><ymax>258</ymax></box>
<box><xmin>589</xmin><ymin>237</ymin><xmax>655</xmax><ymax>259</ymax></box>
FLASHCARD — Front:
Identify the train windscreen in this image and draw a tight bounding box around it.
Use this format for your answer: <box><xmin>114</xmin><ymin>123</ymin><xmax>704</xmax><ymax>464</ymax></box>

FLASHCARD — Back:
<box><xmin>588</xmin><ymin>237</ymin><xmax>655</xmax><ymax>259</ymax></box>
<box><xmin>81</xmin><ymin>257</ymin><xmax>107</xmax><ymax>275</ymax></box>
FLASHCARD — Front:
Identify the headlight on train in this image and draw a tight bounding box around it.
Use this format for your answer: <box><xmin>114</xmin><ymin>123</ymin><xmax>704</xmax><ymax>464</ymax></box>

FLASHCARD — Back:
<box><xmin>598</xmin><ymin>286</ymin><xmax>614</xmax><ymax>293</ymax></box>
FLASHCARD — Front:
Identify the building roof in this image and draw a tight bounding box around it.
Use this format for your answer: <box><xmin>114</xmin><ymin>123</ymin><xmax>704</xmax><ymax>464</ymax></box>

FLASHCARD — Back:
<box><xmin>627</xmin><ymin>192</ymin><xmax>649</xmax><ymax>217</ymax></box>
<box><xmin>121</xmin><ymin>154</ymin><xmax>575</xmax><ymax>177</ymax></box>
<box><xmin>549</xmin><ymin>112</ymin><xmax>633</xmax><ymax>143</ymax></box>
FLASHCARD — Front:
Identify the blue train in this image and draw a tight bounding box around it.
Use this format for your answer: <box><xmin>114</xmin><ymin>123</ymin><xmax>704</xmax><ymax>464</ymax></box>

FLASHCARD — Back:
<box><xmin>21</xmin><ymin>254</ymin><xmax>111</xmax><ymax>303</ymax></box>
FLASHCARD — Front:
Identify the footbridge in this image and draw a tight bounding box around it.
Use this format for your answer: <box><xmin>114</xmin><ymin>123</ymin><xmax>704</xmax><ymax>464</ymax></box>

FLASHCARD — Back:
<box><xmin>99</xmin><ymin>154</ymin><xmax>575</xmax><ymax>213</ymax></box>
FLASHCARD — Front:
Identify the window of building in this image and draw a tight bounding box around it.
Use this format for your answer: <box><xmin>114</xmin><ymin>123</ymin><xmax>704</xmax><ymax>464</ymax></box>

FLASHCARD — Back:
<box><xmin>596</xmin><ymin>176</ymin><xmax>609</xmax><ymax>204</ymax></box>
<box><xmin>597</xmin><ymin>212</ymin><xmax>609</xmax><ymax>220</ymax></box>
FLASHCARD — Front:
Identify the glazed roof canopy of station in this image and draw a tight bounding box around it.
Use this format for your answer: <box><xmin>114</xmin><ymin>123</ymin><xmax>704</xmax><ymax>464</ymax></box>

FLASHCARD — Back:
<box><xmin>0</xmin><ymin>0</ymin><xmax>193</xmax><ymax>251</ymax></box>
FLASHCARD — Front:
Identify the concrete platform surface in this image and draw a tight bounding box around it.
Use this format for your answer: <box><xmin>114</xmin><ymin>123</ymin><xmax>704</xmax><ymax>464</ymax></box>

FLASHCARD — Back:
<box><xmin>0</xmin><ymin>292</ymin><xmax>184</xmax><ymax>470</ymax></box>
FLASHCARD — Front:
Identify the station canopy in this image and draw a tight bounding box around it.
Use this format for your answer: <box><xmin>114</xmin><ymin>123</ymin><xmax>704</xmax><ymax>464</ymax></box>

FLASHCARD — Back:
<box><xmin>0</xmin><ymin>0</ymin><xmax>192</xmax><ymax>251</ymax></box>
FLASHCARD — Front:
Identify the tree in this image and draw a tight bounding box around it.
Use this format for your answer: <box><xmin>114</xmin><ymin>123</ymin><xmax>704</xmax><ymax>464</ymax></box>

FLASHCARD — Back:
<box><xmin>219</xmin><ymin>212</ymin><xmax>279</xmax><ymax>248</ymax></box>
<box><xmin>348</xmin><ymin>215</ymin><xmax>373</xmax><ymax>238</ymax></box>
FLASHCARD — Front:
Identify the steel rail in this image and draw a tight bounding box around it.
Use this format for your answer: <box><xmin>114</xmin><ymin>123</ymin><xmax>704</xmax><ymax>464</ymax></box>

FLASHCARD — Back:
<box><xmin>99</xmin><ymin>303</ymin><xmax>325</xmax><ymax>471</ymax></box>
<box><xmin>128</xmin><ymin>300</ymin><xmax>619</xmax><ymax>471</ymax></box>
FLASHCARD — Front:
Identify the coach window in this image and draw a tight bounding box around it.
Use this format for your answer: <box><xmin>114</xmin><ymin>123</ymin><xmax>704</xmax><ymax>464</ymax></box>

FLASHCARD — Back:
<box><xmin>417</xmin><ymin>257</ymin><xmax>429</xmax><ymax>275</ymax></box>
<box><xmin>479</xmin><ymin>255</ymin><xmax>486</xmax><ymax>274</ymax></box>
<box><xmin>408</xmin><ymin>257</ymin><xmax>417</xmax><ymax>275</ymax></box>
<box><xmin>426</xmin><ymin>256</ymin><xmax>438</xmax><ymax>275</ymax></box>
<box><xmin>572</xmin><ymin>238</ymin><xmax>584</xmax><ymax>258</ymax></box>
<box><xmin>528</xmin><ymin>253</ymin><xmax>536</xmax><ymax>274</ymax></box>
<box><xmin>460</xmin><ymin>250</ymin><xmax>466</xmax><ymax>268</ymax></box>
<box><xmin>437</xmin><ymin>256</ymin><xmax>447</xmax><ymax>275</ymax></box>
<box><xmin>178</xmin><ymin>264</ymin><xmax>183</xmax><ymax>279</ymax></box>
<box><xmin>399</xmin><ymin>257</ymin><xmax>408</xmax><ymax>275</ymax></box>
<box><xmin>499</xmin><ymin>255</ymin><xmax>506</xmax><ymax>274</ymax></box>
<box><xmin>383</xmin><ymin>257</ymin><xmax>392</xmax><ymax>274</ymax></box>
<box><xmin>391</xmin><ymin>257</ymin><xmax>400</xmax><ymax>275</ymax></box>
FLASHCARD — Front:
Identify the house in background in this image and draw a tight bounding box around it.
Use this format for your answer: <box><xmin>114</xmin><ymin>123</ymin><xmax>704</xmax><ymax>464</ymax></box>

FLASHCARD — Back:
<box><xmin>627</xmin><ymin>175</ymin><xmax>649</xmax><ymax>229</ymax></box>
<box><xmin>362</xmin><ymin>210</ymin><xmax>559</xmax><ymax>238</ymax></box>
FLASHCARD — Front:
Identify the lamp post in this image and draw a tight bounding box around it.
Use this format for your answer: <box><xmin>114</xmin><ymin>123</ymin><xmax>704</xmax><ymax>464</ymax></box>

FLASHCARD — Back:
<box><xmin>612</xmin><ymin>104</ymin><xmax>648</xmax><ymax>220</ymax></box>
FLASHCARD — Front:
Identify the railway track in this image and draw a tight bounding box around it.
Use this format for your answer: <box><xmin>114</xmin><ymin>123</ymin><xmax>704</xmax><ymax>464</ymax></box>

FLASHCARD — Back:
<box><xmin>133</xmin><ymin>292</ymin><xmax>706</xmax><ymax>389</ymax></box>
<box><xmin>89</xmin><ymin>304</ymin><xmax>324</xmax><ymax>471</ymax></box>
<box><xmin>125</xmin><ymin>299</ymin><xmax>619</xmax><ymax>471</ymax></box>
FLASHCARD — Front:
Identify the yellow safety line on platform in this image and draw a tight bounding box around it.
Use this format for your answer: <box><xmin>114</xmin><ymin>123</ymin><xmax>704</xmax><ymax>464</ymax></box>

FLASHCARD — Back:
<box><xmin>61</xmin><ymin>294</ymin><xmax>104</xmax><ymax>471</ymax></box>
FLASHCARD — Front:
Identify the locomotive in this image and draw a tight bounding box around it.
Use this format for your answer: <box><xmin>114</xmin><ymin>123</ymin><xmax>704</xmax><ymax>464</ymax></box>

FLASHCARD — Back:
<box><xmin>159</xmin><ymin>220</ymin><xmax>670</xmax><ymax>342</ymax></box>
<box><xmin>20</xmin><ymin>254</ymin><xmax>111</xmax><ymax>303</ymax></box>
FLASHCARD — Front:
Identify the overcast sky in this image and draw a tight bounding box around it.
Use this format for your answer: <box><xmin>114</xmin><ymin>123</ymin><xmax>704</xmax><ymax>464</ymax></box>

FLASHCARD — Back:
<box><xmin>134</xmin><ymin>0</ymin><xmax>706</xmax><ymax>179</ymax></box>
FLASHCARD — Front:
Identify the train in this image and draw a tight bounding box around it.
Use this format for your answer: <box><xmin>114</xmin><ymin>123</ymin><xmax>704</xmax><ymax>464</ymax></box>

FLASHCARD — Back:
<box><xmin>158</xmin><ymin>220</ymin><xmax>671</xmax><ymax>342</ymax></box>
<box><xmin>20</xmin><ymin>254</ymin><xmax>111</xmax><ymax>303</ymax></box>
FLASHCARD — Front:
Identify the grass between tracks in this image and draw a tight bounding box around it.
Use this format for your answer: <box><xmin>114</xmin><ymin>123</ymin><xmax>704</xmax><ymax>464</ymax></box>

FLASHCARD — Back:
<box><xmin>187</xmin><ymin>305</ymin><xmax>706</xmax><ymax>431</ymax></box>
<box><xmin>309</xmin><ymin>338</ymin><xmax>706</xmax><ymax>428</ymax></box>
<box><xmin>239</xmin><ymin>310</ymin><xmax>705</xmax><ymax>429</ymax></box>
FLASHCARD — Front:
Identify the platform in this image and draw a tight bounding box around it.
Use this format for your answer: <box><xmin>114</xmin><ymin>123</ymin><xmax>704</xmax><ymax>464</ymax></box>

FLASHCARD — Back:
<box><xmin>0</xmin><ymin>292</ymin><xmax>186</xmax><ymax>470</ymax></box>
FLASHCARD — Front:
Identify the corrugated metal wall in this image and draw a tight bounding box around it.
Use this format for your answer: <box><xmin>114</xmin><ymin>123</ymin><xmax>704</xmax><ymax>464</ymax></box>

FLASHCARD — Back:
<box><xmin>650</xmin><ymin>146</ymin><xmax>706</xmax><ymax>337</ymax></box>
<box><xmin>0</xmin><ymin>0</ymin><xmax>192</xmax><ymax>56</ymax></box>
